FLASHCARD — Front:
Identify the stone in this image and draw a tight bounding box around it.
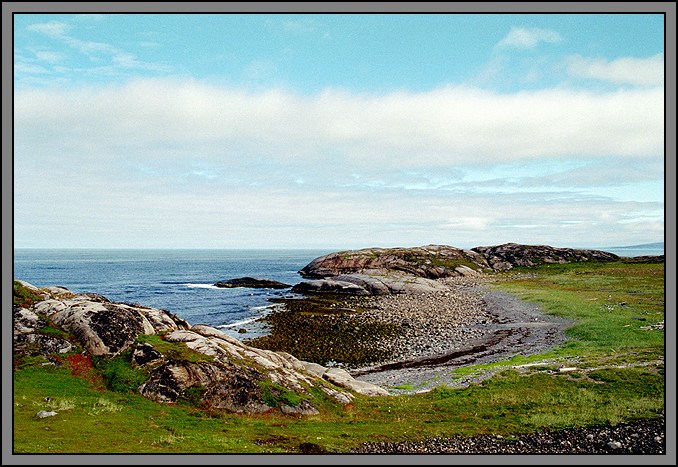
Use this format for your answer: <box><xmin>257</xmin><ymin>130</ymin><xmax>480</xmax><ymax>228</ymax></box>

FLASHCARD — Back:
<box><xmin>214</xmin><ymin>277</ymin><xmax>291</xmax><ymax>289</ymax></box>
<box><xmin>14</xmin><ymin>333</ymin><xmax>72</xmax><ymax>355</ymax></box>
<box><xmin>32</xmin><ymin>292</ymin><xmax>186</xmax><ymax>358</ymax></box>
<box><xmin>131</xmin><ymin>342</ymin><xmax>164</xmax><ymax>367</ymax></box>
<box><xmin>299</xmin><ymin>245</ymin><xmax>490</xmax><ymax>279</ymax></box>
<box><xmin>291</xmin><ymin>280</ymin><xmax>370</xmax><ymax>295</ymax></box>
<box><xmin>322</xmin><ymin>368</ymin><xmax>389</xmax><ymax>396</ymax></box>
<box><xmin>13</xmin><ymin>307</ymin><xmax>46</xmax><ymax>335</ymax></box>
<box><xmin>36</xmin><ymin>411</ymin><xmax>58</xmax><ymax>419</ymax></box>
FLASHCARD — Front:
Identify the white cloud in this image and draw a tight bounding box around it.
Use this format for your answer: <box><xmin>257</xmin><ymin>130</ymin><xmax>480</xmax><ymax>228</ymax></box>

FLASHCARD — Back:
<box><xmin>23</xmin><ymin>19</ymin><xmax>169</xmax><ymax>76</ymax></box>
<box><xmin>567</xmin><ymin>53</ymin><xmax>664</xmax><ymax>86</ymax></box>
<box><xmin>13</xmin><ymin>79</ymin><xmax>664</xmax><ymax>248</ymax></box>
<box><xmin>34</xmin><ymin>50</ymin><xmax>65</xmax><ymax>64</ymax></box>
<box><xmin>26</xmin><ymin>21</ymin><xmax>70</xmax><ymax>38</ymax></box>
<box><xmin>14</xmin><ymin>79</ymin><xmax>664</xmax><ymax>171</ymax></box>
<box><xmin>497</xmin><ymin>27</ymin><xmax>562</xmax><ymax>49</ymax></box>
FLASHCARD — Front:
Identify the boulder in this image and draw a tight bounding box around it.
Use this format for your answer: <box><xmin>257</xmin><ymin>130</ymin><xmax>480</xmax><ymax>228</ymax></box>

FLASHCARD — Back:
<box><xmin>28</xmin><ymin>294</ymin><xmax>188</xmax><ymax>358</ymax></box>
<box><xmin>214</xmin><ymin>277</ymin><xmax>291</xmax><ymax>289</ymax></box>
<box><xmin>322</xmin><ymin>368</ymin><xmax>389</xmax><ymax>396</ymax></box>
<box><xmin>334</xmin><ymin>273</ymin><xmax>449</xmax><ymax>295</ymax></box>
<box><xmin>292</xmin><ymin>279</ymin><xmax>370</xmax><ymax>295</ymax></box>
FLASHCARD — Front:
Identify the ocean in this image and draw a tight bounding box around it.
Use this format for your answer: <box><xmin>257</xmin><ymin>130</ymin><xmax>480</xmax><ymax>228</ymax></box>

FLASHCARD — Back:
<box><xmin>13</xmin><ymin>245</ymin><xmax>664</xmax><ymax>339</ymax></box>
<box><xmin>13</xmin><ymin>249</ymin><xmax>332</xmax><ymax>339</ymax></box>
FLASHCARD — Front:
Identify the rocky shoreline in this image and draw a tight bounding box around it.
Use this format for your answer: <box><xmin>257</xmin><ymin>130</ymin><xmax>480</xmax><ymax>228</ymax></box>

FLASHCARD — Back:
<box><xmin>326</xmin><ymin>276</ymin><xmax>573</xmax><ymax>392</ymax></box>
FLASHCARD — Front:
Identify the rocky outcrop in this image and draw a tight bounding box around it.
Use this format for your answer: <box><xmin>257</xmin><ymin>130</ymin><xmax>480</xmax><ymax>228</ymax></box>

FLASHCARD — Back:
<box><xmin>471</xmin><ymin>243</ymin><xmax>619</xmax><ymax>271</ymax></box>
<box><xmin>300</xmin><ymin>244</ymin><xmax>490</xmax><ymax>280</ymax></box>
<box><xmin>31</xmin><ymin>297</ymin><xmax>189</xmax><ymax>358</ymax></box>
<box><xmin>13</xmin><ymin>306</ymin><xmax>73</xmax><ymax>356</ymax></box>
<box><xmin>13</xmin><ymin>281</ymin><xmax>388</xmax><ymax>415</ymax></box>
<box><xmin>214</xmin><ymin>277</ymin><xmax>291</xmax><ymax>289</ymax></box>
<box><xmin>295</xmin><ymin>243</ymin><xmax>619</xmax><ymax>296</ymax></box>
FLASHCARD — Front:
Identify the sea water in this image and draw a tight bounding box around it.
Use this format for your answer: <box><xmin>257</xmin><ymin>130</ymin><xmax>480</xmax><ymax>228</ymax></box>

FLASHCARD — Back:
<box><xmin>13</xmin><ymin>249</ymin><xmax>332</xmax><ymax>339</ymax></box>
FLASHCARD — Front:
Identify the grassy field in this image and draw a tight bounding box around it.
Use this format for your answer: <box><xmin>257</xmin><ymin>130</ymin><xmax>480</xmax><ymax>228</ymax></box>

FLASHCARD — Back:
<box><xmin>12</xmin><ymin>261</ymin><xmax>665</xmax><ymax>453</ymax></box>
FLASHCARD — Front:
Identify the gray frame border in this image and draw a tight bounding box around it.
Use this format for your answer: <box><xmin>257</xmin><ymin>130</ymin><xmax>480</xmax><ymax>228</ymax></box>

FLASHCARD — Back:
<box><xmin>3</xmin><ymin>2</ymin><xmax>675</xmax><ymax>465</ymax></box>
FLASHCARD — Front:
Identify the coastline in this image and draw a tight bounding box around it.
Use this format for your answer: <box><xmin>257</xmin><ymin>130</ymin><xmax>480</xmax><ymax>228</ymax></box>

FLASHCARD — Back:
<box><xmin>349</xmin><ymin>276</ymin><xmax>575</xmax><ymax>393</ymax></box>
<box><xmin>249</xmin><ymin>275</ymin><xmax>575</xmax><ymax>394</ymax></box>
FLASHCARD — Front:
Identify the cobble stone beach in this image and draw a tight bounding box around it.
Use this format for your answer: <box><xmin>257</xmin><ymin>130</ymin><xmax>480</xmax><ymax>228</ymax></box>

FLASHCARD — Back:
<box><xmin>320</xmin><ymin>276</ymin><xmax>574</xmax><ymax>393</ymax></box>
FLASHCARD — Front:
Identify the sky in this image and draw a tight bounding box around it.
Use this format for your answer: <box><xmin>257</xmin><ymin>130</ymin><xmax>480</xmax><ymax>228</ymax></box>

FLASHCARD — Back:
<box><xmin>12</xmin><ymin>12</ymin><xmax>666</xmax><ymax>250</ymax></box>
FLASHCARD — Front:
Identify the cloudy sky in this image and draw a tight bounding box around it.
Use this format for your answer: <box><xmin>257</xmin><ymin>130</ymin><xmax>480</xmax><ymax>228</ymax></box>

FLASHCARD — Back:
<box><xmin>13</xmin><ymin>13</ymin><xmax>665</xmax><ymax>249</ymax></box>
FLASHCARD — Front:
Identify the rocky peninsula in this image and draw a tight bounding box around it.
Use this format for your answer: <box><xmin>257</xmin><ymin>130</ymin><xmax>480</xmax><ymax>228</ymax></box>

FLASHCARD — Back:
<box><xmin>247</xmin><ymin>242</ymin><xmax>619</xmax><ymax>391</ymax></box>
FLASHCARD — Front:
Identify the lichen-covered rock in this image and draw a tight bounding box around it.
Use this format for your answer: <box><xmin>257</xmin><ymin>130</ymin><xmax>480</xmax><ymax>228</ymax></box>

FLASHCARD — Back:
<box><xmin>471</xmin><ymin>243</ymin><xmax>619</xmax><ymax>271</ymax></box>
<box><xmin>14</xmin><ymin>333</ymin><xmax>73</xmax><ymax>355</ymax></box>
<box><xmin>300</xmin><ymin>244</ymin><xmax>490</xmax><ymax>279</ymax></box>
<box><xmin>29</xmin><ymin>294</ymin><xmax>189</xmax><ymax>357</ymax></box>
<box><xmin>131</xmin><ymin>342</ymin><xmax>164</xmax><ymax>367</ymax></box>
<box><xmin>13</xmin><ymin>306</ymin><xmax>46</xmax><ymax>335</ymax></box>
<box><xmin>13</xmin><ymin>282</ymin><xmax>390</xmax><ymax>415</ymax></box>
<box><xmin>13</xmin><ymin>305</ymin><xmax>72</xmax><ymax>356</ymax></box>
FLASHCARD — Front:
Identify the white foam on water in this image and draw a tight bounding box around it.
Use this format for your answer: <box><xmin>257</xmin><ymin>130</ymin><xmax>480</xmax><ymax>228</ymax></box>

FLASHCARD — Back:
<box><xmin>183</xmin><ymin>283</ymin><xmax>221</xmax><ymax>289</ymax></box>
<box><xmin>216</xmin><ymin>317</ymin><xmax>259</xmax><ymax>329</ymax></box>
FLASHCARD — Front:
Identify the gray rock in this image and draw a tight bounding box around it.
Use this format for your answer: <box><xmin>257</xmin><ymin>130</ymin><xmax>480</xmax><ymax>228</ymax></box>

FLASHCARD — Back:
<box><xmin>214</xmin><ymin>277</ymin><xmax>291</xmax><ymax>289</ymax></box>
<box><xmin>299</xmin><ymin>245</ymin><xmax>489</xmax><ymax>279</ymax></box>
<box><xmin>14</xmin><ymin>333</ymin><xmax>72</xmax><ymax>355</ymax></box>
<box><xmin>471</xmin><ymin>243</ymin><xmax>619</xmax><ymax>271</ymax></box>
<box><xmin>131</xmin><ymin>342</ymin><xmax>164</xmax><ymax>367</ymax></box>
<box><xmin>322</xmin><ymin>368</ymin><xmax>389</xmax><ymax>396</ymax></box>
<box><xmin>36</xmin><ymin>411</ymin><xmax>58</xmax><ymax>419</ymax></box>
<box><xmin>34</xmin><ymin>298</ymin><xmax>185</xmax><ymax>358</ymax></box>
<box><xmin>607</xmin><ymin>441</ymin><xmax>622</xmax><ymax>450</ymax></box>
<box><xmin>292</xmin><ymin>279</ymin><xmax>370</xmax><ymax>295</ymax></box>
<box><xmin>13</xmin><ymin>307</ymin><xmax>46</xmax><ymax>335</ymax></box>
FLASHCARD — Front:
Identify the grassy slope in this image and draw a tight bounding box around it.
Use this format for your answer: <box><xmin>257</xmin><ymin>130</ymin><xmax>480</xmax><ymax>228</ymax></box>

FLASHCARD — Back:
<box><xmin>12</xmin><ymin>261</ymin><xmax>665</xmax><ymax>453</ymax></box>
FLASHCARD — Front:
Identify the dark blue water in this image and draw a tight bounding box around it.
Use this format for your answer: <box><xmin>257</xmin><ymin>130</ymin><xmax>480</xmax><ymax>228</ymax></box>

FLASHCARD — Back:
<box><xmin>13</xmin><ymin>249</ymin><xmax>332</xmax><ymax>338</ymax></box>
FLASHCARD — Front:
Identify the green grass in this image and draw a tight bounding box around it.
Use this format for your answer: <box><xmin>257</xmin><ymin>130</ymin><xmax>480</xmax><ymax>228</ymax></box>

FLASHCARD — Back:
<box><xmin>492</xmin><ymin>261</ymin><xmax>664</xmax><ymax>361</ymax></box>
<box><xmin>13</xmin><ymin>280</ymin><xmax>43</xmax><ymax>308</ymax></box>
<box><xmin>13</xmin><ymin>260</ymin><xmax>665</xmax><ymax>453</ymax></box>
<box><xmin>13</xmin><ymin>360</ymin><xmax>663</xmax><ymax>453</ymax></box>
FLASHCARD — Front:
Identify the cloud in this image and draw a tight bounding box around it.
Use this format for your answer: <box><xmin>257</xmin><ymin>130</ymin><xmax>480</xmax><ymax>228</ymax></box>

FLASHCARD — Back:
<box><xmin>497</xmin><ymin>26</ymin><xmax>562</xmax><ymax>49</ymax></box>
<box><xmin>13</xmin><ymin>168</ymin><xmax>664</xmax><ymax>249</ymax></box>
<box><xmin>26</xmin><ymin>20</ymin><xmax>70</xmax><ymax>38</ymax></box>
<box><xmin>13</xmin><ymin>78</ymin><xmax>664</xmax><ymax>248</ymax></box>
<box><xmin>566</xmin><ymin>53</ymin><xmax>664</xmax><ymax>86</ymax></box>
<box><xmin>34</xmin><ymin>50</ymin><xmax>66</xmax><ymax>64</ymax></box>
<box><xmin>14</xmin><ymin>78</ymin><xmax>664</xmax><ymax>173</ymax></box>
<box><xmin>22</xmin><ymin>19</ymin><xmax>170</xmax><ymax>77</ymax></box>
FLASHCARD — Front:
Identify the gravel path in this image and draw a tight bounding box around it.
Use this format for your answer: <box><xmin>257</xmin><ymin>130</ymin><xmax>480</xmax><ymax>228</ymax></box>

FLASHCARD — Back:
<box><xmin>344</xmin><ymin>277</ymin><xmax>574</xmax><ymax>393</ymax></box>
<box><xmin>349</xmin><ymin>417</ymin><xmax>666</xmax><ymax>454</ymax></box>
